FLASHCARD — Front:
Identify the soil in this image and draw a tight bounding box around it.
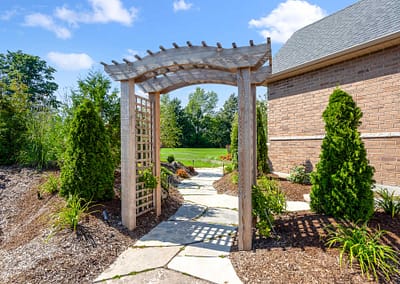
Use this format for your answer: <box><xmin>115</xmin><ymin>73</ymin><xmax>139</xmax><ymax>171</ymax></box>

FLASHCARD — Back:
<box><xmin>214</xmin><ymin>171</ymin><xmax>400</xmax><ymax>284</ymax></box>
<box><xmin>0</xmin><ymin>166</ymin><xmax>183</xmax><ymax>284</ymax></box>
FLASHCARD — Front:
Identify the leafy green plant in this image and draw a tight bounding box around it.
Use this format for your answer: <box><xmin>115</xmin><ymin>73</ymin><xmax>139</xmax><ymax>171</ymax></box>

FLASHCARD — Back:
<box><xmin>224</xmin><ymin>164</ymin><xmax>233</xmax><ymax>175</ymax></box>
<box><xmin>252</xmin><ymin>177</ymin><xmax>286</xmax><ymax>237</ymax></box>
<box><xmin>231</xmin><ymin>171</ymin><xmax>238</xmax><ymax>184</ymax></box>
<box><xmin>376</xmin><ymin>188</ymin><xmax>400</xmax><ymax>218</ymax></box>
<box><xmin>326</xmin><ymin>223</ymin><xmax>399</xmax><ymax>281</ymax></box>
<box><xmin>167</xmin><ymin>154</ymin><xmax>175</xmax><ymax>163</ymax></box>
<box><xmin>311</xmin><ymin>88</ymin><xmax>375</xmax><ymax>222</ymax></box>
<box><xmin>39</xmin><ymin>173</ymin><xmax>59</xmax><ymax>194</ymax></box>
<box><xmin>288</xmin><ymin>165</ymin><xmax>310</xmax><ymax>184</ymax></box>
<box><xmin>161</xmin><ymin>166</ymin><xmax>173</xmax><ymax>190</ymax></box>
<box><xmin>50</xmin><ymin>194</ymin><xmax>92</xmax><ymax>237</ymax></box>
<box><xmin>138</xmin><ymin>168</ymin><xmax>158</xmax><ymax>189</ymax></box>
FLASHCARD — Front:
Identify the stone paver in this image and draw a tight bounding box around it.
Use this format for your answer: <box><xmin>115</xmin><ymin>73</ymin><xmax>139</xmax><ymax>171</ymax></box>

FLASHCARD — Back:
<box><xmin>183</xmin><ymin>194</ymin><xmax>238</xmax><ymax>210</ymax></box>
<box><xmin>134</xmin><ymin>220</ymin><xmax>236</xmax><ymax>248</ymax></box>
<box><xmin>196</xmin><ymin>207</ymin><xmax>239</xmax><ymax>226</ymax></box>
<box><xmin>286</xmin><ymin>201</ymin><xmax>311</xmax><ymax>211</ymax></box>
<box><xmin>102</xmin><ymin>268</ymin><xmax>210</xmax><ymax>284</ymax></box>
<box><xmin>168</xmin><ymin>202</ymin><xmax>206</xmax><ymax>221</ymax></box>
<box><xmin>168</xmin><ymin>255</ymin><xmax>242</xmax><ymax>284</ymax></box>
<box><xmin>94</xmin><ymin>246</ymin><xmax>182</xmax><ymax>282</ymax></box>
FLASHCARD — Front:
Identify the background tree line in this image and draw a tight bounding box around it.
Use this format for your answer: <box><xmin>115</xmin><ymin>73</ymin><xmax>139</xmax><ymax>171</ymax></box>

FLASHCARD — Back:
<box><xmin>160</xmin><ymin>87</ymin><xmax>239</xmax><ymax>148</ymax></box>
<box><xmin>0</xmin><ymin>50</ymin><xmax>120</xmax><ymax>170</ymax></box>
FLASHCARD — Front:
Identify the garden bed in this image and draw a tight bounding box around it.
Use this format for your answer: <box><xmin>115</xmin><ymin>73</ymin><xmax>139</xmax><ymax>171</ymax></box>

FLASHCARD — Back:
<box><xmin>0</xmin><ymin>166</ymin><xmax>183</xmax><ymax>284</ymax></box>
<box><xmin>214</xmin><ymin>172</ymin><xmax>400</xmax><ymax>284</ymax></box>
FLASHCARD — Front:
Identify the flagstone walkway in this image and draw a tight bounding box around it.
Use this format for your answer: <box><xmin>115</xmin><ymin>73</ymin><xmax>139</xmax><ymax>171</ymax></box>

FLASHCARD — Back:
<box><xmin>94</xmin><ymin>168</ymin><xmax>311</xmax><ymax>283</ymax></box>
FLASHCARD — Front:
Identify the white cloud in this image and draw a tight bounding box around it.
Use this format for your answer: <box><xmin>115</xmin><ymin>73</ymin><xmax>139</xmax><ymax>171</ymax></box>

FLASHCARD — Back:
<box><xmin>173</xmin><ymin>0</ymin><xmax>193</xmax><ymax>12</ymax></box>
<box><xmin>249</xmin><ymin>0</ymin><xmax>326</xmax><ymax>43</ymax></box>
<box><xmin>124</xmin><ymin>49</ymin><xmax>139</xmax><ymax>61</ymax></box>
<box><xmin>24</xmin><ymin>13</ymin><xmax>71</xmax><ymax>39</ymax></box>
<box><xmin>55</xmin><ymin>0</ymin><xmax>138</xmax><ymax>26</ymax></box>
<box><xmin>47</xmin><ymin>52</ymin><xmax>94</xmax><ymax>70</ymax></box>
<box><xmin>0</xmin><ymin>9</ymin><xmax>17</xmax><ymax>21</ymax></box>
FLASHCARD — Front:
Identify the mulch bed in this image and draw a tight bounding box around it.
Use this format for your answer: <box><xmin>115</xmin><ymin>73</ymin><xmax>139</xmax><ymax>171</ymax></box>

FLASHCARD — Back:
<box><xmin>214</xmin><ymin>171</ymin><xmax>400</xmax><ymax>284</ymax></box>
<box><xmin>0</xmin><ymin>166</ymin><xmax>183</xmax><ymax>284</ymax></box>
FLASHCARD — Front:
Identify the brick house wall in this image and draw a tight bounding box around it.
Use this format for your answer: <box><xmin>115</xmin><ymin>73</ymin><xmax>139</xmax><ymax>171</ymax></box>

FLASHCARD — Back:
<box><xmin>268</xmin><ymin>44</ymin><xmax>400</xmax><ymax>187</ymax></box>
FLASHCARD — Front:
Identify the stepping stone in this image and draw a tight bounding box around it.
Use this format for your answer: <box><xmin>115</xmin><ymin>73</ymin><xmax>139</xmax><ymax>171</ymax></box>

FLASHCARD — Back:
<box><xmin>94</xmin><ymin>246</ymin><xmax>182</xmax><ymax>282</ymax></box>
<box><xmin>180</xmin><ymin>235</ymin><xmax>234</xmax><ymax>257</ymax></box>
<box><xmin>168</xmin><ymin>255</ymin><xmax>242</xmax><ymax>284</ymax></box>
<box><xmin>196</xmin><ymin>207</ymin><xmax>239</xmax><ymax>226</ymax></box>
<box><xmin>168</xmin><ymin>203</ymin><xmax>206</xmax><ymax>221</ymax></box>
<box><xmin>184</xmin><ymin>194</ymin><xmax>238</xmax><ymax>210</ymax></box>
<box><xmin>101</xmin><ymin>268</ymin><xmax>209</xmax><ymax>284</ymax></box>
<box><xmin>177</xmin><ymin>188</ymin><xmax>217</xmax><ymax>196</ymax></box>
<box><xmin>286</xmin><ymin>201</ymin><xmax>310</xmax><ymax>211</ymax></box>
<box><xmin>134</xmin><ymin>221</ymin><xmax>236</xmax><ymax>248</ymax></box>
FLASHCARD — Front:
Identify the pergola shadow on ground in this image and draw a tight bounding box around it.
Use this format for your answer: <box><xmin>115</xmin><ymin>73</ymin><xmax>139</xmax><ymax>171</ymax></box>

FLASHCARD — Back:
<box><xmin>102</xmin><ymin>39</ymin><xmax>271</xmax><ymax>250</ymax></box>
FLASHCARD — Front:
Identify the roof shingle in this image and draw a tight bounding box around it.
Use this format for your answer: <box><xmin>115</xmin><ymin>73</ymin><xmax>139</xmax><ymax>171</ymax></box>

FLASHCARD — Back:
<box><xmin>272</xmin><ymin>0</ymin><xmax>400</xmax><ymax>74</ymax></box>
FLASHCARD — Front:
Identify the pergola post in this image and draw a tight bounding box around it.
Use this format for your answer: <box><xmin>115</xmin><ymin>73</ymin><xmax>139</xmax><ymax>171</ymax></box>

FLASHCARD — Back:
<box><xmin>150</xmin><ymin>92</ymin><xmax>162</xmax><ymax>217</ymax></box>
<box><xmin>237</xmin><ymin>67</ymin><xmax>256</xmax><ymax>251</ymax></box>
<box><xmin>252</xmin><ymin>84</ymin><xmax>257</xmax><ymax>184</ymax></box>
<box><xmin>120</xmin><ymin>79</ymin><xmax>137</xmax><ymax>230</ymax></box>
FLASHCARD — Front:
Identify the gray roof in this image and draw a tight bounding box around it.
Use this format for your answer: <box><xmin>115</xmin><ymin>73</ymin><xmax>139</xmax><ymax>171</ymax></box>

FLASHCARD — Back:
<box><xmin>272</xmin><ymin>0</ymin><xmax>400</xmax><ymax>74</ymax></box>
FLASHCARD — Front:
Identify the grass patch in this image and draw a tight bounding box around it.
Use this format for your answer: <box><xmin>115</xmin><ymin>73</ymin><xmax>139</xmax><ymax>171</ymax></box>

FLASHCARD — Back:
<box><xmin>160</xmin><ymin>148</ymin><xmax>229</xmax><ymax>168</ymax></box>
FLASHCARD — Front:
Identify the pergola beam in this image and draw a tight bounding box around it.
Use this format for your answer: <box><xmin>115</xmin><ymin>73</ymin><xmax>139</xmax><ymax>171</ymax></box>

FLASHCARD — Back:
<box><xmin>103</xmin><ymin>43</ymin><xmax>271</xmax><ymax>82</ymax></box>
<box><xmin>137</xmin><ymin>66</ymin><xmax>271</xmax><ymax>93</ymax></box>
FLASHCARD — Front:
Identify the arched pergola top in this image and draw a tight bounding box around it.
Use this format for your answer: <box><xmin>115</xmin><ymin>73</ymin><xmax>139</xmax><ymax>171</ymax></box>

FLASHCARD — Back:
<box><xmin>138</xmin><ymin>66</ymin><xmax>270</xmax><ymax>94</ymax></box>
<box><xmin>110</xmin><ymin>39</ymin><xmax>273</xmax><ymax>251</ymax></box>
<box><xmin>102</xmin><ymin>39</ymin><xmax>271</xmax><ymax>84</ymax></box>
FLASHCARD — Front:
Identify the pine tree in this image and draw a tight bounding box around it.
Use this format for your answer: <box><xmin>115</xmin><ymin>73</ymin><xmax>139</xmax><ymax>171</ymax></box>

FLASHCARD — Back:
<box><xmin>310</xmin><ymin>88</ymin><xmax>374</xmax><ymax>222</ymax></box>
<box><xmin>60</xmin><ymin>99</ymin><xmax>114</xmax><ymax>201</ymax></box>
<box><xmin>257</xmin><ymin>105</ymin><xmax>269</xmax><ymax>175</ymax></box>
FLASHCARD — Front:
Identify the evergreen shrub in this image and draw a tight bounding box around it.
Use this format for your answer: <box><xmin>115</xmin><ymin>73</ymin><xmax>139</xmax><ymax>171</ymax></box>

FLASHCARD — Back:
<box><xmin>60</xmin><ymin>99</ymin><xmax>114</xmax><ymax>201</ymax></box>
<box><xmin>310</xmin><ymin>88</ymin><xmax>374</xmax><ymax>222</ymax></box>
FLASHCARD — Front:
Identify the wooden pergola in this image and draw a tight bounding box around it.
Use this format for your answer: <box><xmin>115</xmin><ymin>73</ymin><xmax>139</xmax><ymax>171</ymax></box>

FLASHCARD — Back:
<box><xmin>102</xmin><ymin>39</ymin><xmax>271</xmax><ymax>250</ymax></box>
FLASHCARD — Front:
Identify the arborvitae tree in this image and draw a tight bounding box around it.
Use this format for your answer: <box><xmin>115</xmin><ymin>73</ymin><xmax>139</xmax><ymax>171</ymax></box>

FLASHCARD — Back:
<box><xmin>310</xmin><ymin>88</ymin><xmax>374</xmax><ymax>222</ymax></box>
<box><xmin>230</xmin><ymin>113</ymin><xmax>238</xmax><ymax>169</ymax></box>
<box><xmin>257</xmin><ymin>105</ymin><xmax>269</xmax><ymax>175</ymax></box>
<box><xmin>60</xmin><ymin>99</ymin><xmax>114</xmax><ymax>201</ymax></box>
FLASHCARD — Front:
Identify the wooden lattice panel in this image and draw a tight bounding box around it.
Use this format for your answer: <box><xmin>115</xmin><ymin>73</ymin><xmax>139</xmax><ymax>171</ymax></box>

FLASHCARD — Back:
<box><xmin>135</xmin><ymin>95</ymin><xmax>154</xmax><ymax>216</ymax></box>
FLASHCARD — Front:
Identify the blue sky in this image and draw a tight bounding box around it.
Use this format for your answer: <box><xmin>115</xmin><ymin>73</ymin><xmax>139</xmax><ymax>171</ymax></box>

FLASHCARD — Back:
<box><xmin>0</xmin><ymin>0</ymin><xmax>357</xmax><ymax>107</ymax></box>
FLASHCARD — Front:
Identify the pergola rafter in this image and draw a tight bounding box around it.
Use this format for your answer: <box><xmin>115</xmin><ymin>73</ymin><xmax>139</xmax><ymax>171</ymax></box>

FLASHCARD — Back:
<box><xmin>103</xmin><ymin>39</ymin><xmax>272</xmax><ymax>251</ymax></box>
<box><xmin>101</xmin><ymin>40</ymin><xmax>271</xmax><ymax>82</ymax></box>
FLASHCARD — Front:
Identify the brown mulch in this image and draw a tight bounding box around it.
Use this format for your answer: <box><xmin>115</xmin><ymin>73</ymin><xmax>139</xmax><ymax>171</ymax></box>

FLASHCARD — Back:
<box><xmin>214</xmin><ymin>171</ymin><xmax>400</xmax><ymax>284</ymax></box>
<box><xmin>0</xmin><ymin>166</ymin><xmax>183</xmax><ymax>284</ymax></box>
<box><xmin>213</xmin><ymin>171</ymin><xmax>311</xmax><ymax>201</ymax></box>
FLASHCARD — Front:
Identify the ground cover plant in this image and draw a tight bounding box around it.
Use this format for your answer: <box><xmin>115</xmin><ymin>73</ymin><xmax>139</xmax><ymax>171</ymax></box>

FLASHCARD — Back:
<box><xmin>160</xmin><ymin>148</ymin><xmax>228</xmax><ymax>168</ymax></box>
<box><xmin>288</xmin><ymin>164</ymin><xmax>311</xmax><ymax>184</ymax></box>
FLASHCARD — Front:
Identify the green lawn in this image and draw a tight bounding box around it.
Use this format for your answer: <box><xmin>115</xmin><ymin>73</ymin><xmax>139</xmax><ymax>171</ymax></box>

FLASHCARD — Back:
<box><xmin>160</xmin><ymin>148</ymin><xmax>229</xmax><ymax>168</ymax></box>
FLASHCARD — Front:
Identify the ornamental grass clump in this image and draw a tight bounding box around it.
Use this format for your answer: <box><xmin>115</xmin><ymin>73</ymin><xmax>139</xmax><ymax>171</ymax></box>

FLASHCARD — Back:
<box><xmin>47</xmin><ymin>194</ymin><xmax>93</xmax><ymax>240</ymax></box>
<box><xmin>376</xmin><ymin>188</ymin><xmax>400</xmax><ymax>218</ymax></box>
<box><xmin>310</xmin><ymin>88</ymin><xmax>374</xmax><ymax>222</ymax></box>
<box><xmin>326</xmin><ymin>223</ymin><xmax>399</xmax><ymax>281</ymax></box>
